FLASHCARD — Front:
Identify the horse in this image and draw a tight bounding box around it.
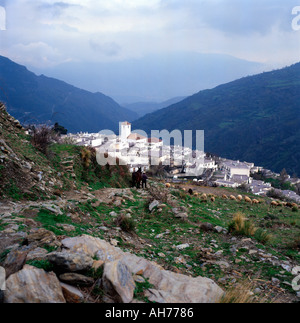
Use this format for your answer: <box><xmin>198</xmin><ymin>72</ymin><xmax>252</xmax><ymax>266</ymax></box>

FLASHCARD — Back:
<box><xmin>132</xmin><ymin>167</ymin><xmax>142</xmax><ymax>189</ymax></box>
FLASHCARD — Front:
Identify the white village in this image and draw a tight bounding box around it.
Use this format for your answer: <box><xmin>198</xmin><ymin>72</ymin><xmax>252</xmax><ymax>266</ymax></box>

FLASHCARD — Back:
<box><xmin>63</xmin><ymin>122</ymin><xmax>300</xmax><ymax>203</ymax></box>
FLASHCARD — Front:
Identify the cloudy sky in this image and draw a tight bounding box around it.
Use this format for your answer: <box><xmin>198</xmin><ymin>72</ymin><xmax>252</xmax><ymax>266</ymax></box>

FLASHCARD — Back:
<box><xmin>0</xmin><ymin>0</ymin><xmax>299</xmax><ymax>69</ymax></box>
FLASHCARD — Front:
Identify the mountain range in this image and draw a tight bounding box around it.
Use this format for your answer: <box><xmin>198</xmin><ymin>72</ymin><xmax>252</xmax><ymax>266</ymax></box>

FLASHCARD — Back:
<box><xmin>30</xmin><ymin>52</ymin><xmax>264</xmax><ymax>104</ymax></box>
<box><xmin>1</xmin><ymin>54</ymin><xmax>299</xmax><ymax>175</ymax></box>
<box><xmin>124</xmin><ymin>97</ymin><xmax>186</xmax><ymax>118</ymax></box>
<box><xmin>133</xmin><ymin>63</ymin><xmax>300</xmax><ymax>176</ymax></box>
<box><xmin>0</xmin><ymin>56</ymin><xmax>137</xmax><ymax>133</ymax></box>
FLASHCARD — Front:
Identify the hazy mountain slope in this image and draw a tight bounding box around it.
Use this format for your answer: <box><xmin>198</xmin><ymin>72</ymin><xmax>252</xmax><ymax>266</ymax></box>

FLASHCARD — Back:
<box><xmin>0</xmin><ymin>56</ymin><xmax>138</xmax><ymax>133</ymax></box>
<box><xmin>133</xmin><ymin>63</ymin><xmax>300</xmax><ymax>175</ymax></box>
<box><xmin>123</xmin><ymin>97</ymin><xmax>186</xmax><ymax>118</ymax></box>
<box><xmin>30</xmin><ymin>52</ymin><xmax>264</xmax><ymax>103</ymax></box>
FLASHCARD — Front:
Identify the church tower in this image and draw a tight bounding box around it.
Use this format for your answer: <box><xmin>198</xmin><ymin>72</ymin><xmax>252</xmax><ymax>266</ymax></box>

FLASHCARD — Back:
<box><xmin>120</xmin><ymin>121</ymin><xmax>131</xmax><ymax>142</ymax></box>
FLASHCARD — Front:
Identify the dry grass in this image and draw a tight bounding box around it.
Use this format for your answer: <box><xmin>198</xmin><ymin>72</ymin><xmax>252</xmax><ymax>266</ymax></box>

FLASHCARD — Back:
<box><xmin>228</xmin><ymin>212</ymin><xmax>257</xmax><ymax>237</ymax></box>
<box><xmin>220</xmin><ymin>278</ymin><xmax>291</xmax><ymax>303</ymax></box>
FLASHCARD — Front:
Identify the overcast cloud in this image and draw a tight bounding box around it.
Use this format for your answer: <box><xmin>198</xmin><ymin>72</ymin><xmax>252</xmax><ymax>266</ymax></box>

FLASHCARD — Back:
<box><xmin>0</xmin><ymin>0</ymin><xmax>299</xmax><ymax>69</ymax></box>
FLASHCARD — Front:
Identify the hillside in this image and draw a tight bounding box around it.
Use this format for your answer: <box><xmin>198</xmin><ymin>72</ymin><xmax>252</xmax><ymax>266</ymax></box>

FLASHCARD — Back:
<box><xmin>0</xmin><ymin>103</ymin><xmax>299</xmax><ymax>303</ymax></box>
<box><xmin>0</xmin><ymin>56</ymin><xmax>138</xmax><ymax>133</ymax></box>
<box><xmin>133</xmin><ymin>63</ymin><xmax>300</xmax><ymax>176</ymax></box>
<box><xmin>123</xmin><ymin>97</ymin><xmax>186</xmax><ymax>118</ymax></box>
<box><xmin>33</xmin><ymin>52</ymin><xmax>263</xmax><ymax>103</ymax></box>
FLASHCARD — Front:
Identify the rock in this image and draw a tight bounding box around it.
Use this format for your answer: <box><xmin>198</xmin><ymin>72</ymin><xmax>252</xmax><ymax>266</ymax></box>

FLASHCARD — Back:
<box><xmin>149</xmin><ymin>200</ymin><xmax>159</xmax><ymax>212</ymax></box>
<box><xmin>3</xmin><ymin>246</ymin><xmax>31</xmax><ymax>278</ymax></box>
<box><xmin>41</xmin><ymin>204</ymin><xmax>63</xmax><ymax>215</ymax></box>
<box><xmin>200</xmin><ymin>223</ymin><xmax>214</xmax><ymax>232</ymax></box>
<box><xmin>60</xmin><ymin>235</ymin><xmax>224</xmax><ymax>303</ymax></box>
<box><xmin>109</xmin><ymin>211</ymin><xmax>118</xmax><ymax>217</ymax></box>
<box><xmin>4</xmin><ymin>265</ymin><xmax>66</xmax><ymax>303</ymax></box>
<box><xmin>57</xmin><ymin>224</ymin><xmax>76</xmax><ymax>232</ymax></box>
<box><xmin>26</xmin><ymin>228</ymin><xmax>61</xmax><ymax>249</ymax></box>
<box><xmin>60</xmin><ymin>282</ymin><xmax>84</xmax><ymax>303</ymax></box>
<box><xmin>92</xmin><ymin>260</ymin><xmax>105</xmax><ymax>271</ymax></box>
<box><xmin>61</xmin><ymin>235</ymin><xmax>124</xmax><ymax>262</ymax></box>
<box><xmin>26</xmin><ymin>248</ymin><xmax>49</xmax><ymax>262</ymax></box>
<box><xmin>214</xmin><ymin>226</ymin><xmax>227</xmax><ymax>234</ymax></box>
<box><xmin>174</xmin><ymin>212</ymin><xmax>189</xmax><ymax>220</ymax></box>
<box><xmin>47</xmin><ymin>251</ymin><xmax>94</xmax><ymax>273</ymax></box>
<box><xmin>176</xmin><ymin>243</ymin><xmax>190</xmax><ymax>250</ymax></box>
<box><xmin>59</xmin><ymin>273</ymin><xmax>94</xmax><ymax>287</ymax></box>
<box><xmin>254</xmin><ymin>288</ymin><xmax>262</xmax><ymax>295</ymax></box>
<box><xmin>102</xmin><ymin>260</ymin><xmax>136</xmax><ymax>303</ymax></box>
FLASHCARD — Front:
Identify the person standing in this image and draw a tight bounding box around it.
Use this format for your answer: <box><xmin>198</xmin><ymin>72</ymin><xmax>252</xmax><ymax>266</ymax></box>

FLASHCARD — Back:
<box><xmin>142</xmin><ymin>172</ymin><xmax>148</xmax><ymax>189</ymax></box>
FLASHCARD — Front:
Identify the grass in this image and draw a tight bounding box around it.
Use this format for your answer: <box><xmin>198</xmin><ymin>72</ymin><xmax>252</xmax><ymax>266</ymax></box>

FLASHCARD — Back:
<box><xmin>26</xmin><ymin>259</ymin><xmax>54</xmax><ymax>272</ymax></box>
<box><xmin>134</xmin><ymin>277</ymin><xmax>155</xmax><ymax>303</ymax></box>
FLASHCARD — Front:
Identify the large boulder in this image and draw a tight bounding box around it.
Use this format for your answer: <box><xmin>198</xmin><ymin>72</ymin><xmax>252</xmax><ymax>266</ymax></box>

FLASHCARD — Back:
<box><xmin>4</xmin><ymin>265</ymin><xmax>66</xmax><ymax>303</ymax></box>
<box><xmin>61</xmin><ymin>235</ymin><xmax>224</xmax><ymax>303</ymax></box>
<box><xmin>102</xmin><ymin>260</ymin><xmax>136</xmax><ymax>303</ymax></box>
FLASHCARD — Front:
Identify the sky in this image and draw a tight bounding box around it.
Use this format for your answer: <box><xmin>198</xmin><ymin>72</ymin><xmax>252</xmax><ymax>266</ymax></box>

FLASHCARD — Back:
<box><xmin>0</xmin><ymin>0</ymin><xmax>299</xmax><ymax>67</ymax></box>
<box><xmin>0</xmin><ymin>0</ymin><xmax>300</xmax><ymax>102</ymax></box>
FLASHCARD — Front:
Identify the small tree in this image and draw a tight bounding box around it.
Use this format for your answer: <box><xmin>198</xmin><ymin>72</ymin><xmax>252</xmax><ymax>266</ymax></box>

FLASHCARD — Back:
<box><xmin>280</xmin><ymin>168</ymin><xmax>289</xmax><ymax>184</ymax></box>
<box><xmin>52</xmin><ymin>123</ymin><xmax>67</xmax><ymax>135</ymax></box>
<box><xmin>31</xmin><ymin>125</ymin><xmax>59</xmax><ymax>156</ymax></box>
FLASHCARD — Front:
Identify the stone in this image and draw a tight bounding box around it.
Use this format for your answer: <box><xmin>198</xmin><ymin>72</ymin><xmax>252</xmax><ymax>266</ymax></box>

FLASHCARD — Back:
<box><xmin>149</xmin><ymin>200</ymin><xmax>159</xmax><ymax>212</ymax></box>
<box><xmin>61</xmin><ymin>235</ymin><xmax>124</xmax><ymax>262</ymax></box>
<box><xmin>60</xmin><ymin>282</ymin><xmax>84</xmax><ymax>303</ymax></box>
<box><xmin>4</xmin><ymin>265</ymin><xmax>66</xmax><ymax>303</ymax></box>
<box><xmin>200</xmin><ymin>222</ymin><xmax>214</xmax><ymax>232</ymax></box>
<box><xmin>26</xmin><ymin>228</ymin><xmax>61</xmax><ymax>248</ymax></box>
<box><xmin>59</xmin><ymin>273</ymin><xmax>94</xmax><ymax>287</ymax></box>
<box><xmin>174</xmin><ymin>212</ymin><xmax>189</xmax><ymax>220</ymax></box>
<box><xmin>214</xmin><ymin>226</ymin><xmax>226</xmax><ymax>234</ymax></box>
<box><xmin>176</xmin><ymin>243</ymin><xmax>190</xmax><ymax>250</ymax></box>
<box><xmin>60</xmin><ymin>235</ymin><xmax>224</xmax><ymax>303</ymax></box>
<box><xmin>3</xmin><ymin>246</ymin><xmax>31</xmax><ymax>279</ymax></box>
<box><xmin>102</xmin><ymin>260</ymin><xmax>136</xmax><ymax>303</ymax></box>
<box><xmin>56</xmin><ymin>224</ymin><xmax>76</xmax><ymax>232</ymax></box>
<box><xmin>47</xmin><ymin>251</ymin><xmax>94</xmax><ymax>273</ymax></box>
<box><xmin>26</xmin><ymin>248</ymin><xmax>49</xmax><ymax>262</ymax></box>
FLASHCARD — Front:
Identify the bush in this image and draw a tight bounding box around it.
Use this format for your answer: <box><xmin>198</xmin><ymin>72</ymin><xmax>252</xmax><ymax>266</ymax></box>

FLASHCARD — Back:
<box><xmin>228</xmin><ymin>212</ymin><xmax>257</xmax><ymax>237</ymax></box>
<box><xmin>115</xmin><ymin>215</ymin><xmax>136</xmax><ymax>232</ymax></box>
<box><xmin>254</xmin><ymin>229</ymin><xmax>273</xmax><ymax>244</ymax></box>
<box><xmin>31</xmin><ymin>125</ymin><xmax>59</xmax><ymax>156</ymax></box>
<box><xmin>267</xmin><ymin>189</ymin><xmax>285</xmax><ymax>201</ymax></box>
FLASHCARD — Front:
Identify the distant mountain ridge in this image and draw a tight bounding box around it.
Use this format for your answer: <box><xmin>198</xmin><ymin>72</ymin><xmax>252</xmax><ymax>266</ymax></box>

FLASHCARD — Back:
<box><xmin>30</xmin><ymin>52</ymin><xmax>264</xmax><ymax>103</ymax></box>
<box><xmin>123</xmin><ymin>97</ymin><xmax>186</xmax><ymax>118</ymax></box>
<box><xmin>0</xmin><ymin>56</ymin><xmax>138</xmax><ymax>133</ymax></box>
<box><xmin>133</xmin><ymin>62</ymin><xmax>300</xmax><ymax>175</ymax></box>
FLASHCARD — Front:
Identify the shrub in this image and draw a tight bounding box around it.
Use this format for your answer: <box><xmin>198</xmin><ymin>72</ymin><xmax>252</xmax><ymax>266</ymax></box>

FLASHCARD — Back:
<box><xmin>254</xmin><ymin>229</ymin><xmax>273</xmax><ymax>245</ymax></box>
<box><xmin>31</xmin><ymin>125</ymin><xmax>59</xmax><ymax>156</ymax></box>
<box><xmin>292</xmin><ymin>206</ymin><xmax>298</xmax><ymax>212</ymax></box>
<box><xmin>228</xmin><ymin>212</ymin><xmax>257</xmax><ymax>237</ymax></box>
<box><xmin>115</xmin><ymin>215</ymin><xmax>136</xmax><ymax>233</ymax></box>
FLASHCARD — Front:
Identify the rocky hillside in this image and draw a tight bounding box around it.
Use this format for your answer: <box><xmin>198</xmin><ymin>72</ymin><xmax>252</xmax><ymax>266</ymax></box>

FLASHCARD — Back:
<box><xmin>0</xmin><ymin>104</ymin><xmax>299</xmax><ymax>303</ymax></box>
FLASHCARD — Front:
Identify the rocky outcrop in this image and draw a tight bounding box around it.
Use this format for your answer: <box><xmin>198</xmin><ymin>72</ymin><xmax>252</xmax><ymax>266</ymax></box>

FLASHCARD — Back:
<box><xmin>4</xmin><ymin>265</ymin><xmax>66</xmax><ymax>303</ymax></box>
<box><xmin>61</xmin><ymin>235</ymin><xmax>224</xmax><ymax>303</ymax></box>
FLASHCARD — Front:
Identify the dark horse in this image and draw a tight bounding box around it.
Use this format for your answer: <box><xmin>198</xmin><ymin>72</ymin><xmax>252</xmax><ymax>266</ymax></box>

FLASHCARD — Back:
<box><xmin>132</xmin><ymin>167</ymin><xmax>142</xmax><ymax>189</ymax></box>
